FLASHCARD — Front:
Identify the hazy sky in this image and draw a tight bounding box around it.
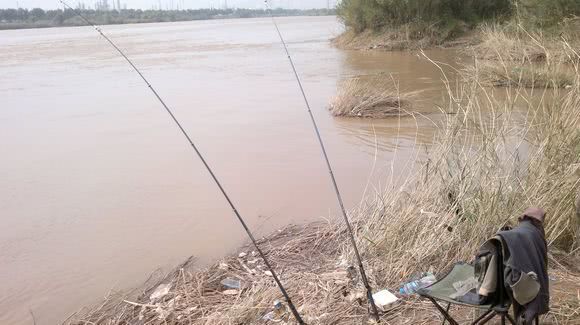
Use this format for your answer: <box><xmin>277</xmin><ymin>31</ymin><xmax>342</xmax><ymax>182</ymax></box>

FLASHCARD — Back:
<box><xmin>0</xmin><ymin>0</ymin><xmax>337</xmax><ymax>9</ymax></box>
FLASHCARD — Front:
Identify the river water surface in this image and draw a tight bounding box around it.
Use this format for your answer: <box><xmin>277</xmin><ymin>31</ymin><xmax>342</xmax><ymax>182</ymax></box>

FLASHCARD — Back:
<box><xmin>0</xmin><ymin>16</ymin><xmax>464</xmax><ymax>324</ymax></box>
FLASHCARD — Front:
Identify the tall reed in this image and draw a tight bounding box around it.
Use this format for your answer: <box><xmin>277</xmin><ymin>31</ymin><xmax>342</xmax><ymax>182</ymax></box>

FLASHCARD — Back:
<box><xmin>352</xmin><ymin>49</ymin><xmax>580</xmax><ymax>289</ymax></box>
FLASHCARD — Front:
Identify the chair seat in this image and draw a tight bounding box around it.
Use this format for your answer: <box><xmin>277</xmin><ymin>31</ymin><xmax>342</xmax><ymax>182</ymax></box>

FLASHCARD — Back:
<box><xmin>418</xmin><ymin>263</ymin><xmax>492</xmax><ymax>309</ymax></box>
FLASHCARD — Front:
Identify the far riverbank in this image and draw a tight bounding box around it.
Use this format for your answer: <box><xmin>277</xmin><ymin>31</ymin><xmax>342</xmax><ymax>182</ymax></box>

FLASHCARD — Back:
<box><xmin>0</xmin><ymin>8</ymin><xmax>335</xmax><ymax>30</ymax></box>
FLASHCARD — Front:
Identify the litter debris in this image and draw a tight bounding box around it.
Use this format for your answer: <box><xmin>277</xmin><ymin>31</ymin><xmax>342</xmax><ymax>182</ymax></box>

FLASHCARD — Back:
<box><xmin>320</xmin><ymin>270</ymin><xmax>348</xmax><ymax>280</ymax></box>
<box><xmin>450</xmin><ymin>277</ymin><xmax>479</xmax><ymax>299</ymax></box>
<box><xmin>372</xmin><ymin>289</ymin><xmax>399</xmax><ymax>311</ymax></box>
<box><xmin>264</xmin><ymin>270</ymin><xmax>273</xmax><ymax>277</ymax></box>
<box><xmin>320</xmin><ymin>270</ymin><xmax>349</xmax><ymax>285</ymax></box>
<box><xmin>154</xmin><ymin>296</ymin><xmax>180</xmax><ymax>320</ymax></box>
<box><xmin>251</xmin><ymin>251</ymin><xmax>258</xmax><ymax>257</ymax></box>
<box><xmin>273</xmin><ymin>300</ymin><xmax>286</xmax><ymax>318</ymax></box>
<box><xmin>218</xmin><ymin>262</ymin><xmax>229</xmax><ymax>270</ymax></box>
<box><xmin>305</xmin><ymin>313</ymin><xmax>330</xmax><ymax>323</ymax></box>
<box><xmin>420</xmin><ymin>273</ymin><xmax>436</xmax><ymax>286</ymax></box>
<box><xmin>238</xmin><ymin>252</ymin><xmax>247</xmax><ymax>258</ymax></box>
<box><xmin>222</xmin><ymin>289</ymin><xmax>239</xmax><ymax>295</ymax></box>
<box><xmin>347</xmin><ymin>266</ymin><xmax>358</xmax><ymax>282</ymax></box>
<box><xmin>240</xmin><ymin>262</ymin><xmax>257</xmax><ymax>274</ymax></box>
<box><xmin>346</xmin><ymin>291</ymin><xmax>365</xmax><ymax>303</ymax></box>
<box><xmin>149</xmin><ymin>283</ymin><xmax>172</xmax><ymax>302</ymax></box>
<box><xmin>220</xmin><ymin>278</ymin><xmax>241</xmax><ymax>289</ymax></box>
<box><xmin>262</xmin><ymin>300</ymin><xmax>286</xmax><ymax>322</ymax></box>
<box><xmin>155</xmin><ymin>305</ymin><xmax>171</xmax><ymax>320</ymax></box>
<box><xmin>262</xmin><ymin>311</ymin><xmax>276</xmax><ymax>321</ymax></box>
<box><xmin>366</xmin><ymin>317</ymin><xmax>379</xmax><ymax>324</ymax></box>
<box><xmin>399</xmin><ymin>273</ymin><xmax>436</xmax><ymax>295</ymax></box>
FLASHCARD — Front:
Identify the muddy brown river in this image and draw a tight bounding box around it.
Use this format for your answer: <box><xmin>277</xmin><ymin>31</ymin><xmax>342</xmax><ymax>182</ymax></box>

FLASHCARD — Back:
<box><xmin>0</xmin><ymin>16</ymin><xmax>464</xmax><ymax>324</ymax></box>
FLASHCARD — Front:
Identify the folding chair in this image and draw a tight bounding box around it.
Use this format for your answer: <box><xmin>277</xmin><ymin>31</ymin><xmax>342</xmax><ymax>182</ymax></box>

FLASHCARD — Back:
<box><xmin>418</xmin><ymin>262</ymin><xmax>517</xmax><ymax>325</ymax></box>
<box><xmin>418</xmin><ymin>237</ymin><xmax>541</xmax><ymax>325</ymax></box>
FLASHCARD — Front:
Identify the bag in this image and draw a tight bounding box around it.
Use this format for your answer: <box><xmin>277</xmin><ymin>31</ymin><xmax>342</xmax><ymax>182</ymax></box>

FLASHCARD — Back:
<box><xmin>473</xmin><ymin>247</ymin><xmax>498</xmax><ymax>304</ymax></box>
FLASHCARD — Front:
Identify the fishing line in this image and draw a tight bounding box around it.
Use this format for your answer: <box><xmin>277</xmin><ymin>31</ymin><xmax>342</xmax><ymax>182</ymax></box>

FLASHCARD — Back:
<box><xmin>264</xmin><ymin>0</ymin><xmax>380</xmax><ymax>321</ymax></box>
<box><xmin>58</xmin><ymin>1</ymin><xmax>305</xmax><ymax>323</ymax></box>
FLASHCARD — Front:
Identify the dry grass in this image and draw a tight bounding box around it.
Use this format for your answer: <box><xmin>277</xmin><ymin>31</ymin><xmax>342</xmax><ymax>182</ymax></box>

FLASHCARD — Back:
<box><xmin>469</xmin><ymin>23</ymin><xmax>579</xmax><ymax>89</ymax></box>
<box><xmin>329</xmin><ymin>76</ymin><xmax>414</xmax><ymax>118</ymax></box>
<box><xmin>64</xmin><ymin>224</ymin><xmax>375</xmax><ymax>324</ymax></box>
<box><xmin>66</xmin><ymin>42</ymin><xmax>580</xmax><ymax>325</ymax></box>
<box><xmin>332</xmin><ymin>29</ymin><xmax>430</xmax><ymax>51</ymax></box>
<box><xmin>472</xmin><ymin>61</ymin><xmax>575</xmax><ymax>88</ymax></box>
<box><xmin>473</xmin><ymin>22</ymin><xmax>580</xmax><ymax>65</ymax></box>
<box><xmin>474</xmin><ymin>25</ymin><xmax>549</xmax><ymax>64</ymax></box>
<box><xmin>331</xmin><ymin>25</ymin><xmax>478</xmax><ymax>51</ymax></box>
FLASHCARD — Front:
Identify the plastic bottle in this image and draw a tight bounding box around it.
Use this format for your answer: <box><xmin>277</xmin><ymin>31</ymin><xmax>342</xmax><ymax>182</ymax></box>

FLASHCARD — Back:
<box><xmin>421</xmin><ymin>273</ymin><xmax>437</xmax><ymax>286</ymax></box>
<box><xmin>273</xmin><ymin>300</ymin><xmax>285</xmax><ymax>317</ymax></box>
<box><xmin>399</xmin><ymin>273</ymin><xmax>436</xmax><ymax>295</ymax></box>
<box><xmin>220</xmin><ymin>278</ymin><xmax>241</xmax><ymax>289</ymax></box>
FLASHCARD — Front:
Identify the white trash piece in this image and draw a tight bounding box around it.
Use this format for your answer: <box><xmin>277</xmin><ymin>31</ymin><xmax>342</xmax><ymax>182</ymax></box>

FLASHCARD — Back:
<box><xmin>372</xmin><ymin>289</ymin><xmax>399</xmax><ymax>311</ymax></box>
<box><xmin>150</xmin><ymin>283</ymin><xmax>172</xmax><ymax>303</ymax></box>
<box><xmin>220</xmin><ymin>278</ymin><xmax>241</xmax><ymax>289</ymax></box>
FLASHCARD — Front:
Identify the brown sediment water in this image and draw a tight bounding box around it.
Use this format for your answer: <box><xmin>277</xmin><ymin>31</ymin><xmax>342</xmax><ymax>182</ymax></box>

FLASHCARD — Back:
<box><xmin>0</xmin><ymin>17</ymin><xmax>466</xmax><ymax>324</ymax></box>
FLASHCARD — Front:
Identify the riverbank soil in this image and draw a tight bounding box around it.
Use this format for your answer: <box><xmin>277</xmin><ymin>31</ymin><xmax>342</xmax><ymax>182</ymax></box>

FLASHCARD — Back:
<box><xmin>332</xmin><ymin>28</ymin><xmax>480</xmax><ymax>51</ymax></box>
<box><xmin>66</xmin><ymin>223</ymin><xmax>580</xmax><ymax>324</ymax></box>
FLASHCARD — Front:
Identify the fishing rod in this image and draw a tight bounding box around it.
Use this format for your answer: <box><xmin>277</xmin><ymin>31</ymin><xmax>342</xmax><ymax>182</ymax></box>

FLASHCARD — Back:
<box><xmin>264</xmin><ymin>1</ymin><xmax>380</xmax><ymax>322</ymax></box>
<box><xmin>58</xmin><ymin>1</ymin><xmax>306</xmax><ymax>323</ymax></box>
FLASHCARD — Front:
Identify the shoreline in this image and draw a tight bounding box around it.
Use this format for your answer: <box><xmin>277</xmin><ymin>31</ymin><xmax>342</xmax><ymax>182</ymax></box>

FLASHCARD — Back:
<box><xmin>66</xmin><ymin>219</ymin><xmax>580</xmax><ymax>324</ymax></box>
<box><xmin>331</xmin><ymin>27</ymin><xmax>481</xmax><ymax>52</ymax></box>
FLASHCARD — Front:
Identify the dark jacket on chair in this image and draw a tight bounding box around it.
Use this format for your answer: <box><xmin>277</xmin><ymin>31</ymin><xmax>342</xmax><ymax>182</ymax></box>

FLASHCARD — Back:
<box><xmin>498</xmin><ymin>220</ymin><xmax>549</xmax><ymax>324</ymax></box>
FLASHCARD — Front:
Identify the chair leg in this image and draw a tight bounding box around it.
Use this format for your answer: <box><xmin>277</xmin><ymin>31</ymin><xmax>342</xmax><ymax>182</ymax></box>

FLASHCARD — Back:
<box><xmin>501</xmin><ymin>315</ymin><xmax>506</xmax><ymax>325</ymax></box>
<box><xmin>441</xmin><ymin>303</ymin><xmax>451</xmax><ymax>325</ymax></box>
<box><xmin>535</xmin><ymin>316</ymin><xmax>539</xmax><ymax>325</ymax></box>
<box><xmin>505</xmin><ymin>313</ymin><xmax>517</xmax><ymax>325</ymax></box>
<box><xmin>475</xmin><ymin>310</ymin><xmax>497</xmax><ymax>325</ymax></box>
<box><xmin>427</xmin><ymin>297</ymin><xmax>459</xmax><ymax>325</ymax></box>
<box><xmin>471</xmin><ymin>309</ymin><xmax>493</xmax><ymax>325</ymax></box>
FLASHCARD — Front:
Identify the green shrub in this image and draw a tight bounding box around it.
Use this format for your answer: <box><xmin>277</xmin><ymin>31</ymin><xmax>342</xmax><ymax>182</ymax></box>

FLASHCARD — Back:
<box><xmin>337</xmin><ymin>0</ymin><xmax>513</xmax><ymax>33</ymax></box>
<box><xmin>337</xmin><ymin>0</ymin><xmax>580</xmax><ymax>35</ymax></box>
<box><xmin>517</xmin><ymin>0</ymin><xmax>580</xmax><ymax>27</ymax></box>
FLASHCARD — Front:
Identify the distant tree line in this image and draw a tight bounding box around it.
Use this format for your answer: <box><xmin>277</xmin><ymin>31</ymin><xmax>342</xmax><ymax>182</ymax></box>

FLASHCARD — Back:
<box><xmin>0</xmin><ymin>7</ymin><xmax>336</xmax><ymax>30</ymax></box>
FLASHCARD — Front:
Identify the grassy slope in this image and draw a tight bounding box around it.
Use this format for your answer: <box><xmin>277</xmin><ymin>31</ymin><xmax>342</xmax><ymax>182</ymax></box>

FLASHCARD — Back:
<box><xmin>470</xmin><ymin>21</ymin><xmax>580</xmax><ymax>89</ymax></box>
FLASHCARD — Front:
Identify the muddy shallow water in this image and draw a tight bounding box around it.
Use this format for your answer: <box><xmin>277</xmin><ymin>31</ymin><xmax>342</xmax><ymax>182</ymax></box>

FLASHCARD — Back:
<box><xmin>0</xmin><ymin>16</ymin><xmax>465</xmax><ymax>324</ymax></box>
